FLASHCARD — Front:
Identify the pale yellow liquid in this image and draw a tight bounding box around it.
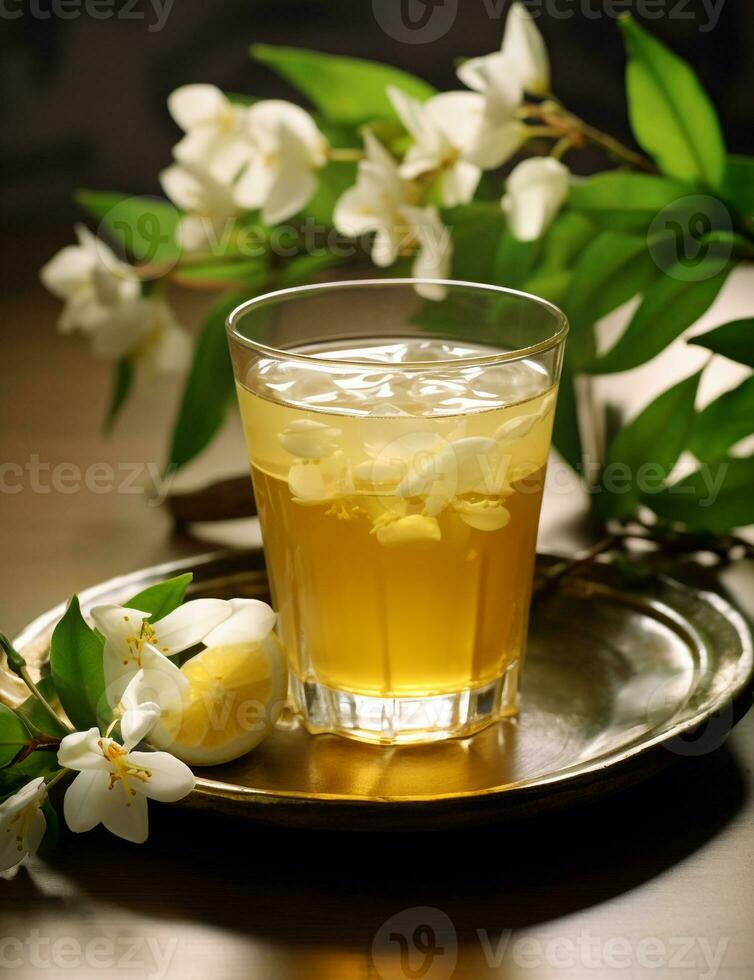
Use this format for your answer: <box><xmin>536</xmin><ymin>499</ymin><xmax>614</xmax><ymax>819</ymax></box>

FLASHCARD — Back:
<box><xmin>238</xmin><ymin>338</ymin><xmax>555</xmax><ymax>699</ymax></box>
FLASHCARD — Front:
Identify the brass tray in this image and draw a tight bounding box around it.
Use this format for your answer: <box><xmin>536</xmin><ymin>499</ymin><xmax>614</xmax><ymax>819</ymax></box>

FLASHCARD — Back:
<box><xmin>10</xmin><ymin>550</ymin><xmax>753</xmax><ymax>831</ymax></box>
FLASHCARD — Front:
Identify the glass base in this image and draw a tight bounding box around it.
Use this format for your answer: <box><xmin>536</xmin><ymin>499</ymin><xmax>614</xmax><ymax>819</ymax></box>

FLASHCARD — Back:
<box><xmin>289</xmin><ymin>665</ymin><xmax>519</xmax><ymax>745</ymax></box>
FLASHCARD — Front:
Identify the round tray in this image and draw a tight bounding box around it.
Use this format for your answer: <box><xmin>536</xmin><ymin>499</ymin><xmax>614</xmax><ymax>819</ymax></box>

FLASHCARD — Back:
<box><xmin>10</xmin><ymin>550</ymin><xmax>753</xmax><ymax>831</ymax></box>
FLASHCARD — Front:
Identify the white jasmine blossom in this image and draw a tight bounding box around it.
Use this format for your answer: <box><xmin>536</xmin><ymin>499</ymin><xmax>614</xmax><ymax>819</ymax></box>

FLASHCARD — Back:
<box><xmin>88</xmin><ymin>297</ymin><xmax>191</xmax><ymax>373</ymax></box>
<box><xmin>40</xmin><ymin>224</ymin><xmax>140</xmax><ymax>334</ymax></box>
<box><xmin>59</xmin><ymin>728</ymin><xmax>195</xmax><ymax>844</ymax></box>
<box><xmin>168</xmin><ymin>84</ymin><xmax>252</xmax><ymax>183</ymax></box>
<box><xmin>501</xmin><ymin>157</ymin><xmax>570</xmax><ymax>241</ymax></box>
<box><xmin>333</xmin><ymin>131</ymin><xmax>452</xmax><ymax>296</ymax></box>
<box><xmin>160</xmin><ymin>160</ymin><xmax>239</xmax><ymax>253</ymax></box>
<box><xmin>387</xmin><ymin>86</ymin><xmax>483</xmax><ymax>205</ymax></box>
<box><xmin>234</xmin><ymin>100</ymin><xmax>329</xmax><ymax>224</ymax></box>
<box><xmin>460</xmin><ymin>2</ymin><xmax>550</xmax><ymax>99</ymax></box>
<box><xmin>0</xmin><ymin>778</ymin><xmax>47</xmax><ymax>873</ymax></box>
<box><xmin>91</xmin><ymin>599</ymin><xmax>232</xmax><ymax>706</ymax></box>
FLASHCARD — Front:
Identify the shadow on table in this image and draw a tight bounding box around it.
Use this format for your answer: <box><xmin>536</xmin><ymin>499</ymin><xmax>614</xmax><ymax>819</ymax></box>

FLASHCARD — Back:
<box><xmin>8</xmin><ymin>737</ymin><xmax>749</xmax><ymax>954</ymax></box>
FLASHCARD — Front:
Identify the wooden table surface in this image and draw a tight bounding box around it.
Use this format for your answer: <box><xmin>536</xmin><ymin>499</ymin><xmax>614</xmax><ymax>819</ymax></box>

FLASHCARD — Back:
<box><xmin>2</xmin><ymin>283</ymin><xmax>753</xmax><ymax>979</ymax></box>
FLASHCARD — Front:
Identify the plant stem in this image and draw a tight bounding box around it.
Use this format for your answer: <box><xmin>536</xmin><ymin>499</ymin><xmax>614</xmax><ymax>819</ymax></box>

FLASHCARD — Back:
<box><xmin>19</xmin><ymin>667</ymin><xmax>73</xmax><ymax>733</ymax></box>
<box><xmin>524</xmin><ymin>100</ymin><xmax>656</xmax><ymax>173</ymax></box>
<box><xmin>45</xmin><ymin>769</ymin><xmax>70</xmax><ymax>791</ymax></box>
<box><xmin>534</xmin><ymin>535</ymin><xmax>619</xmax><ymax>596</ymax></box>
<box><xmin>328</xmin><ymin>147</ymin><xmax>363</xmax><ymax>162</ymax></box>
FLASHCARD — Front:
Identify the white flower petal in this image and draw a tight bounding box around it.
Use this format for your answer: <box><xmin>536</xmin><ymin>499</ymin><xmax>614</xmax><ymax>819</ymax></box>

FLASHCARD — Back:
<box><xmin>58</xmin><ymin>728</ymin><xmax>110</xmax><ymax>771</ymax></box>
<box><xmin>375</xmin><ymin>514</ymin><xmax>441</xmax><ymax>547</ymax></box>
<box><xmin>168</xmin><ymin>83</ymin><xmax>229</xmax><ymax>131</ymax></box>
<box><xmin>201</xmin><ymin>599</ymin><xmax>276</xmax><ymax>648</ymax></box>
<box><xmin>494</xmin><ymin>412</ymin><xmax>540</xmax><ymax>442</ymax></box>
<box><xmin>128</xmin><ymin>751</ymin><xmax>196</xmax><ymax>803</ymax></box>
<box><xmin>453</xmin><ymin>499</ymin><xmax>511</xmax><ymax>531</ymax></box>
<box><xmin>63</xmin><ymin>770</ymin><xmax>109</xmax><ymax>833</ymax></box>
<box><xmin>279</xmin><ymin>419</ymin><xmax>342</xmax><ymax>459</ymax></box>
<box><xmin>153</xmin><ymin>599</ymin><xmax>232</xmax><ymax>655</ymax></box>
<box><xmin>502</xmin><ymin>158</ymin><xmax>570</xmax><ymax>242</ymax></box>
<box><xmin>501</xmin><ymin>1</ymin><xmax>551</xmax><ymax>95</ymax></box>
<box><xmin>120</xmin><ymin>700</ymin><xmax>161</xmax><ymax>751</ymax></box>
<box><xmin>24</xmin><ymin>808</ymin><xmax>47</xmax><ymax>859</ymax></box>
<box><xmin>99</xmin><ymin>784</ymin><xmax>149</xmax><ymax>843</ymax></box>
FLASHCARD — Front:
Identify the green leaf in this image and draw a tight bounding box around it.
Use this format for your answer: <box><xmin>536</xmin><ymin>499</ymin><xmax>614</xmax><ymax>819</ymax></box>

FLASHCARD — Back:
<box><xmin>49</xmin><ymin>596</ymin><xmax>105</xmax><ymax>731</ymax></box>
<box><xmin>561</xmin><ymin>231</ymin><xmax>659</xmax><ymax>367</ymax></box>
<box><xmin>722</xmin><ymin>155</ymin><xmax>754</xmax><ymax>218</ymax></box>
<box><xmin>600</xmin><ymin>369</ymin><xmax>701</xmax><ymax>519</ymax></box>
<box><xmin>76</xmin><ymin>191</ymin><xmax>181</xmax><ymax>265</ymax></box>
<box><xmin>690</xmin><ymin>375</ymin><xmax>754</xmax><ymax>464</ymax></box>
<box><xmin>491</xmin><ymin>231</ymin><xmax>541</xmax><ymax>291</ymax></box>
<box><xmin>537</xmin><ymin>211</ymin><xmax>596</xmax><ymax>274</ymax></box>
<box><xmin>167</xmin><ymin>290</ymin><xmax>249</xmax><ymax>472</ymax></box>
<box><xmin>620</xmin><ymin>16</ymin><xmax>725</xmax><ymax>189</ymax></box>
<box><xmin>592</xmin><ymin>260</ymin><xmax>732</xmax><ymax>374</ymax></box>
<box><xmin>568</xmin><ymin>172</ymin><xmax>693</xmax><ymax>232</ymax></box>
<box><xmin>551</xmin><ymin>348</ymin><xmax>583</xmax><ymax>473</ymax></box>
<box><xmin>649</xmin><ymin>456</ymin><xmax>754</xmax><ymax>533</ymax></box>
<box><xmin>103</xmin><ymin>359</ymin><xmax>133</xmax><ymax>435</ymax></box>
<box><xmin>522</xmin><ymin>270</ymin><xmax>572</xmax><ymax>306</ymax></box>
<box><xmin>0</xmin><ymin>752</ymin><xmax>59</xmax><ymax>801</ymax></box>
<box><xmin>125</xmin><ymin>573</ymin><xmax>193</xmax><ymax>621</ymax></box>
<box><xmin>444</xmin><ymin>203</ymin><xmax>506</xmax><ymax>283</ymax></box>
<box><xmin>17</xmin><ymin>676</ymin><xmax>67</xmax><ymax>738</ymax></box>
<box><xmin>279</xmin><ymin>251</ymin><xmax>351</xmax><ymax>288</ymax></box>
<box><xmin>0</xmin><ymin>705</ymin><xmax>31</xmax><ymax>767</ymax></box>
<box><xmin>688</xmin><ymin>318</ymin><xmax>754</xmax><ymax>367</ymax></box>
<box><xmin>251</xmin><ymin>45</ymin><xmax>435</xmax><ymax>124</ymax></box>
<box><xmin>172</xmin><ymin>258</ymin><xmax>268</xmax><ymax>290</ymax></box>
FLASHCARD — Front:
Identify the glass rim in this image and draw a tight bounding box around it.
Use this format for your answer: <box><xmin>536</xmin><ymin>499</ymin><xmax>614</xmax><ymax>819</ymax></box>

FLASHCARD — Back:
<box><xmin>225</xmin><ymin>278</ymin><xmax>569</xmax><ymax>369</ymax></box>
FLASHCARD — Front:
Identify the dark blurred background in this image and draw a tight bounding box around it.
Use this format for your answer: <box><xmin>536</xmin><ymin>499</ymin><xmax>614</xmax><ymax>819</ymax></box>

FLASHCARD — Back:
<box><xmin>2</xmin><ymin>0</ymin><xmax>753</xmax><ymax>291</ymax></box>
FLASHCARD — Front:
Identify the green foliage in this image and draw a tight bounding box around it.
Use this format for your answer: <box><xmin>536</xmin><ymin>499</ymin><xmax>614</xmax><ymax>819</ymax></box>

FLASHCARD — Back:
<box><xmin>620</xmin><ymin>16</ymin><xmax>725</xmax><ymax>188</ymax></box>
<box><xmin>444</xmin><ymin>203</ymin><xmax>506</xmax><ymax>283</ymax></box>
<box><xmin>561</xmin><ymin>231</ymin><xmax>659</xmax><ymax>366</ymax></box>
<box><xmin>593</xmin><ymin>262</ymin><xmax>732</xmax><ymax>374</ymax></box>
<box><xmin>0</xmin><ymin>705</ymin><xmax>31</xmax><ymax>767</ymax></box>
<box><xmin>722</xmin><ymin>155</ymin><xmax>754</xmax><ymax>218</ymax></box>
<box><xmin>17</xmin><ymin>676</ymin><xmax>67</xmax><ymax>738</ymax></box>
<box><xmin>125</xmin><ymin>573</ymin><xmax>193</xmax><ymax>621</ymax></box>
<box><xmin>279</xmin><ymin>251</ymin><xmax>351</xmax><ymax>288</ymax></box>
<box><xmin>168</xmin><ymin>290</ymin><xmax>251</xmax><ymax>472</ymax></box>
<box><xmin>688</xmin><ymin>318</ymin><xmax>754</xmax><ymax>367</ymax></box>
<box><xmin>690</xmin><ymin>376</ymin><xmax>754</xmax><ymax>464</ymax></box>
<box><xmin>569</xmin><ymin>172</ymin><xmax>692</xmax><ymax>232</ymax></box>
<box><xmin>537</xmin><ymin>211</ymin><xmax>595</xmax><ymax>274</ymax></box>
<box><xmin>251</xmin><ymin>45</ymin><xmax>435</xmax><ymax>124</ymax></box>
<box><xmin>77</xmin><ymin>191</ymin><xmax>181</xmax><ymax>265</ymax></box>
<box><xmin>650</xmin><ymin>457</ymin><xmax>754</xmax><ymax>533</ymax></box>
<box><xmin>0</xmin><ymin>752</ymin><xmax>59</xmax><ymax>801</ymax></box>
<box><xmin>49</xmin><ymin>596</ymin><xmax>105</xmax><ymax>731</ymax></box>
<box><xmin>104</xmin><ymin>359</ymin><xmax>133</xmax><ymax>435</ymax></box>
<box><xmin>172</xmin><ymin>258</ymin><xmax>268</xmax><ymax>290</ymax></box>
<box><xmin>551</xmin><ymin>349</ymin><xmax>583</xmax><ymax>473</ymax></box>
<box><xmin>599</xmin><ymin>370</ymin><xmax>701</xmax><ymax>520</ymax></box>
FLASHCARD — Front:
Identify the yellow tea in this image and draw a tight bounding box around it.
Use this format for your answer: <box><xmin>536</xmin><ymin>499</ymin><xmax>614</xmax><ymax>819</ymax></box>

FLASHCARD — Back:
<box><xmin>237</xmin><ymin>337</ymin><xmax>556</xmax><ymax>742</ymax></box>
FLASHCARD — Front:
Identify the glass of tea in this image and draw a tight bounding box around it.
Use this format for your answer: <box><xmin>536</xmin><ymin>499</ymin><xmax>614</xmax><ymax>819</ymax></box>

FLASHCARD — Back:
<box><xmin>226</xmin><ymin>280</ymin><xmax>567</xmax><ymax>744</ymax></box>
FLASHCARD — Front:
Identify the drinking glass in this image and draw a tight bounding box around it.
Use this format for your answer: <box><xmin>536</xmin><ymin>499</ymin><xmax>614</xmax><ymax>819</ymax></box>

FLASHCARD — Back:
<box><xmin>226</xmin><ymin>279</ymin><xmax>567</xmax><ymax>744</ymax></box>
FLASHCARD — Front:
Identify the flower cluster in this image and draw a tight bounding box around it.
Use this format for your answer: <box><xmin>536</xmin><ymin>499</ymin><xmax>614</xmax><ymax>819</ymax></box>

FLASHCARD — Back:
<box><xmin>40</xmin><ymin>224</ymin><xmax>190</xmax><ymax>374</ymax></box>
<box><xmin>0</xmin><ymin>581</ymin><xmax>279</xmax><ymax>872</ymax></box>
<box><xmin>38</xmin><ymin>3</ymin><xmax>572</xmax><ymax>398</ymax></box>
